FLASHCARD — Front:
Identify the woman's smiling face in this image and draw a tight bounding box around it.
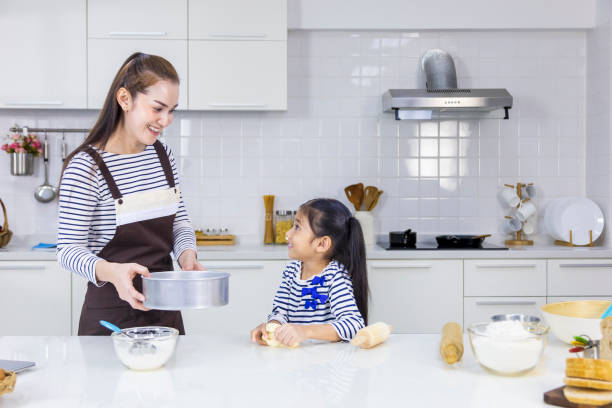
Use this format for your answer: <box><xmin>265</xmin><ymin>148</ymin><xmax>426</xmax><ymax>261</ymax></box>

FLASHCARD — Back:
<box><xmin>123</xmin><ymin>79</ymin><xmax>179</xmax><ymax>146</ymax></box>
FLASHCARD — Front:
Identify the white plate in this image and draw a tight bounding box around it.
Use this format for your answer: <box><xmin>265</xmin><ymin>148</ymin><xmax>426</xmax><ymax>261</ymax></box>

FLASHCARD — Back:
<box><xmin>543</xmin><ymin>198</ymin><xmax>569</xmax><ymax>237</ymax></box>
<box><xmin>552</xmin><ymin>198</ymin><xmax>604</xmax><ymax>244</ymax></box>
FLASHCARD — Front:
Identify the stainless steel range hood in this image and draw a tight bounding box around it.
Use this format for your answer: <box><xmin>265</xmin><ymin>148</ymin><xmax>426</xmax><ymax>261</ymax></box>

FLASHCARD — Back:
<box><xmin>382</xmin><ymin>49</ymin><xmax>513</xmax><ymax>120</ymax></box>
<box><xmin>382</xmin><ymin>88</ymin><xmax>513</xmax><ymax>120</ymax></box>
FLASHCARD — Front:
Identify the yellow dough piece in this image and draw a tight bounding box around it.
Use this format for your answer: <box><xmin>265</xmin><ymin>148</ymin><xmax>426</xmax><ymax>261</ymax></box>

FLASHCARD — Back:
<box><xmin>440</xmin><ymin>322</ymin><xmax>464</xmax><ymax>364</ymax></box>
<box><xmin>262</xmin><ymin>323</ymin><xmax>299</xmax><ymax>348</ymax></box>
<box><xmin>351</xmin><ymin>322</ymin><xmax>392</xmax><ymax>349</ymax></box>
<box><xmin>566</xmin><ymin>358</ymin><xmax>612</xmax><ymax>382</ymax></box>
<box><xmin>563</xmin><ymin>386</ymin><xmax>612</xmax><ymax>406</ymax></box>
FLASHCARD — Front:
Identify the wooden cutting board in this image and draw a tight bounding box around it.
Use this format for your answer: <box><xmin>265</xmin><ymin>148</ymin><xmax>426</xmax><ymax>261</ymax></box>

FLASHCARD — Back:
<box><xmin>544</xmin><ymin>386</ymin><xmax>612</xmax><ymax>407</ymax></box>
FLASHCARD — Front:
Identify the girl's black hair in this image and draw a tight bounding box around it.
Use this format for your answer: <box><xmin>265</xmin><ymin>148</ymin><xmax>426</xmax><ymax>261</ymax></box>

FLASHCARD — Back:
<box><xmin>299</xmin><ymin>198</ymin><xmax>369</xmax><ymax>324</ymax></box>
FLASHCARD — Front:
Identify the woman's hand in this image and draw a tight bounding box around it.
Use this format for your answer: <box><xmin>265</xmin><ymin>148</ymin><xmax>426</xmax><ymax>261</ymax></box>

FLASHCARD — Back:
<box><xmin>96</xmin><ymin>260</ymin><xmax>152</xmax><ymax>311</ymax></box>
<box><xmin>178</xmin><ymin>249</ymin><xmax>205</xmax><ymax>271</ymax></box>
<box><xmin>250</xmin><ymin>323</ymin><xmax>268</xmax><ymax>346</ymax></box>
<box><xmin>274</xmin><ymin>323</ymin><xmax>308</xmax><ymax>347</ymax></box>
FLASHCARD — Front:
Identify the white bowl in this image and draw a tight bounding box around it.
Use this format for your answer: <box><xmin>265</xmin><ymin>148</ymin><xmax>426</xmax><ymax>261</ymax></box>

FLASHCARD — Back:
<box><xmin>111</xmin><ymin>326</ymin><xmax>178</xmax><ymax>370</ymax></box>
<box><xmin>541</xmin><ymin>300</ymin><xmax>610</xmax><ymax>344</ymax></box>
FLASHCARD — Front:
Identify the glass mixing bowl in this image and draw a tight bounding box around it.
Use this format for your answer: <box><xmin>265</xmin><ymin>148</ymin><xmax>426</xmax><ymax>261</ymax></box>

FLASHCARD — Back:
<box><xmin>111</xmin><ymin>326</ymin><xmax>178</xmax><ymax>370</ymax></box>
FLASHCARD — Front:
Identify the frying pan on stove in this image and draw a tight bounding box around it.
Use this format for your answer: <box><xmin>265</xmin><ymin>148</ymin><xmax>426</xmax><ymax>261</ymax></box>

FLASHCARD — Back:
<box><xmin>435</xmin><ymin>234</ymin><xmax>491</xmax><ymax>248</ymax></box>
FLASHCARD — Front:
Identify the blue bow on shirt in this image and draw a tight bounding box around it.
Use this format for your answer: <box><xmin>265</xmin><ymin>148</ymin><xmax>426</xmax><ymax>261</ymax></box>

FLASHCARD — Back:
<box><xmin>312</xmin><ymin>276</ymin><xmax>326</xmax><ymax>286</ymax></box>
<box><xmin>305</xmin><ymin>299</ymin><xmax>318</xmax><ymax>310</ymax></box>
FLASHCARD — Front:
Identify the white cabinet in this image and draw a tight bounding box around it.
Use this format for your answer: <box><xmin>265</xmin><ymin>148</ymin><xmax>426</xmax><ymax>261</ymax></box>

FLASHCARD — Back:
<box><xmin>548</xmin><ymin>259</ymin><xmax>612</xmax><ymax>296</ymax></box>
<box><xmin>88</xmin><ymin>39</ymin><xmax>188</xmax><ymax>109</ymax></box>
<box><xmin>367</xmin><ymin>260</ymin><xmax>463</xmax><ymax>333</ymax></box>
<box><xmin>182</xmin><ymin>260</ymin><xmax>285</xmax><ymax>335</ymax></box>
<box><xmin>464</xmin><ymin>297</ymin><xmax>547</xmax><ymax>329</ymax></box>
<box><xmin>464</xmin><ymin>259</ymin><xmax>547</xmax><ymax>296</ymax></box>
<box><xmin>189</xmin><ymin>0</ymin><xmax>287</xmax><ymax>41</ymax></box>
<box><xmin>188</xmin><ymin>41</ymin><xmax>287</xmax><ymax>110</ymax></box>
<box><xmin>88</xmin><ymin>0</ymin><xmax>187</xmax><ymax>39</ymax></box>
<box><xmin>0</xmin><ymin>0</ymin><xmax>86</xmax><ymax>109</ymax></box>
<box><xmin>0</xmin><ymin>261</ymin><xmax>71</xmax><ymax>335</ymax></box>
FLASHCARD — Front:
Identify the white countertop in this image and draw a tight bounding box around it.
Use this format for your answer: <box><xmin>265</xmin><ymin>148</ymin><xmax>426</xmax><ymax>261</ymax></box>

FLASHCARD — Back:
<box><xmin>2</xmin><ymin>234</ymin><xmax>612</xmax><ymax>261</ymax></box>
<box><xmin>0</xmin><ymin>333</ymin><xmax>571</xmax><ymax>407</ymax></box>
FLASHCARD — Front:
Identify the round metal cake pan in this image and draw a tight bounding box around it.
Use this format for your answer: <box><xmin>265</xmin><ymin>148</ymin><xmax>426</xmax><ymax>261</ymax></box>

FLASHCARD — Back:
<box><xmin>142</xmin><ymin>271</ymin><xmax>230</xmax><ymax>310</ymax></box>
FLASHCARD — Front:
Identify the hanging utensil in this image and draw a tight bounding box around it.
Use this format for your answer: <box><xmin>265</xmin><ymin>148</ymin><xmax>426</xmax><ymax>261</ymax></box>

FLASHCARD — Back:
<box><xmin>53</xmin><ymin>132</ymin><xmax>67</xmax><ymax>195</ymax></box>
<box><xmin>344</xmin><ymin>183</ymin><xmax>364</xmax><ymax>211</ymax></box>
<box><xmin>34</xmin><ymin>133</ymin><xmax>56</xmax><ymax>203</ymax></box>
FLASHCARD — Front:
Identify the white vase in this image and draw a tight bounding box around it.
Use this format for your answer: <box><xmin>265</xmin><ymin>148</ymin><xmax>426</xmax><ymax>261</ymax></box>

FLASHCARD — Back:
<box><xmin>354</xmin><ymin>211</ymin><xmax>374</xmax><ymax>246</ymax></box>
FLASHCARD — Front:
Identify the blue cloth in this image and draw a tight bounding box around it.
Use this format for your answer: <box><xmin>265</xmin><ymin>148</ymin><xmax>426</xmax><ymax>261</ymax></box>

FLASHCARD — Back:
<box><xmin>32</xmin><ymin>243</ymin><xmax>57</xmax><ymax>250</ymax></box>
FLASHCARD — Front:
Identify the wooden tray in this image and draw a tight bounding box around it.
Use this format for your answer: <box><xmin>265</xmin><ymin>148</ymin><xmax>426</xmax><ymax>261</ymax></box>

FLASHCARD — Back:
<box><xmin>196</xmin><ymin>234</ymin><xmax>235</xmax><ymax>246</ymax></box>
<box><xmin>544</xmin><ymin>386</ymin><xmax>612</xmax><ymax>407</ymax></box>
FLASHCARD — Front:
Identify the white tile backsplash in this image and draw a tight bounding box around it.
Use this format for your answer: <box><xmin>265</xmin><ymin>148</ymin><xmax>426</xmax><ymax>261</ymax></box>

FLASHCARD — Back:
<box><xmin>0</xmin><ymin>29</ymin><xmax>590</xmax><ymax>244</ymax></box>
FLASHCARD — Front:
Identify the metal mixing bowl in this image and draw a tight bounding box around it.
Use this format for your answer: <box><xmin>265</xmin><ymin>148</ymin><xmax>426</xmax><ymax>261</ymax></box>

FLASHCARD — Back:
<box><xmin>143</xmin><ymin>271</ymin><xmax>230</xmax><ymax>310</ymax></box>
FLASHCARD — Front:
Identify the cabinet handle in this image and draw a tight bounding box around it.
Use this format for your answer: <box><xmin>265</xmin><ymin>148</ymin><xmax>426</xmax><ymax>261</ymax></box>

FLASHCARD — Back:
<box><xmin>208</xmin><ymin>33</ymin><xmax>268</xmax><ymax>39</ymax></box>
<box><xmin>475</xmin><ymin>264</ymin><xmax>537</xmax><ymax>269</ymax></box>
<box><xmin>559</xmin><ymin>263</ymin><xmax>612</xmax><ymax>268</ymax></box>
<box><xmin>209</xmin><ymin>103</ymin><xmax>268</xmax><ymax>108</ymax></box>
<box><xmin>476</xmin><ymin>300</ymin><xmax>537</xmax><ymax>306</ymax></box>
<box><xmin>5</xmin><ymin>101</ymin><xmax>63</xmax><ymax>106</ymax></box>
<box><xmin>202</xmin><ymin>264</ymin><xmax>264</xmax><ymax>270</ymax></box>
<box><xmin>0</xmin><ymin>265</ymin><xmax>46</xmax><ymax>271</ymax></box>
<box><xmin>369</xmin><ymin>263</ymin><xmax>433</xmax><ymax>269</ymax></box>
<box><xmin>109</xmin><ymin>31</ymin><xmax>167</xmax><ymax>37</ymax></box>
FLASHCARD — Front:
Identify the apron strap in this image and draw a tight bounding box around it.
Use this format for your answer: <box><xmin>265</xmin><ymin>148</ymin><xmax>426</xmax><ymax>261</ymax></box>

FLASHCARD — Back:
<box><xmin>84</xmin><ymin>146</ymin><xmax>122</xmax><ymax>200</ymax></box>
<box><xmin>153</xmin><ymin>140</ymin><xmax>176</xmax><ymax>188</ymax></box>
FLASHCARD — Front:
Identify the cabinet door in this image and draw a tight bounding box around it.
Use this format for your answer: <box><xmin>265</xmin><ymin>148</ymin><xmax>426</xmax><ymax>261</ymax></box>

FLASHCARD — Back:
<box><xmin>188</xmin><ymin>41</ymin><xmax>287</xmax><ymax>110</ymax></box>
<box><xmin>367</xmin><ymin>260</ymin><xmax>463</xmax><ymax>333</ymax></box>
<box><xmin>464</xmin><ymin>259</ymin><xmax>547</xmax><ymax>297</ymax></box>
<box><xmin>464</xmin><ymin>297</ymin><xmax>547</xmax><ymax>329</ymax></box>
<box><xmin>181</xmin><ymin>260</ymin><xmax>286</xmax><ymax>335</ymax></box>
<box><xmin>88</xmin><ymin>0</ymin><xmax>187</xmax><ymax>39</ymax></box>
<box><xmin>0</xmin><ymin>261</ymin><xmax>70</xmax><ymax>335</ymax></box>
<box><xmin>548</xmin><ymin>260</ymin><xmax>612</xmax><ymax>296</ymax></box>
<box><xmin>0</xmin><ymin>0</ymin><xmax>86</xmax><ymax>108</ymax></box>
<box><xmin>189</xmin><ymin>0</ymin><xmax>287</xmax><ymax>41</ymax></box>
<box><xmin>88</xmin><ymin>39</ymin><xmax>188</xmax><ymax>109</ymax></box>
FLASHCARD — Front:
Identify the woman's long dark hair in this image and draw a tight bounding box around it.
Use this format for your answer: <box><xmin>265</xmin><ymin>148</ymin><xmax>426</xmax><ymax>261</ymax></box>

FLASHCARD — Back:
<box><xmin>60</xmin><ymin>52</ymin><xmax>179</xmax><ymax>182</ymax></box>
<box><xmin>299</xmin><ymin>198</ymin><xmax>369</xmax><ymax>324</ymax></box>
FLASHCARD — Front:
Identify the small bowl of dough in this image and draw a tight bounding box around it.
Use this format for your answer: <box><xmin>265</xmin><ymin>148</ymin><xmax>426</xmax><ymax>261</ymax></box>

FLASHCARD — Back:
<box><xmin>541</xmin><ymin>300</ymin><xmax>611</xmax><ymax>344</ymax></box>
<box><xmin>111</xmin><ymin>326</ymin><xmax>178</xmax><ymax>370</ymax></box>
<box><xmin>468</xmin><ymin>320</ymin><xmax>549</xmax><ymax>375</ymax></box>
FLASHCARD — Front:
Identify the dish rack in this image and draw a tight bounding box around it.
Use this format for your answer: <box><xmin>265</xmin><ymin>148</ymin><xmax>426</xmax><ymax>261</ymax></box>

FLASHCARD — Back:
<box><xmin>504</xmin><ymin>182</ymin><xmax>534</xmax><ymax>246</ymax></box>
<box><xmin>554</xmin><ymin>230</ymin><xmax>594</xmax><ymax>247</ymax></box>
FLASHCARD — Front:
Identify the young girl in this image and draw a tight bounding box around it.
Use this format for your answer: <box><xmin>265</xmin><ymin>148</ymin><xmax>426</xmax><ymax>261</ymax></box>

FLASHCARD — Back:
<box><xmin>251</xmin><ymin>198</ymin><xmax>369</xmax><ymax>346</ymax></box>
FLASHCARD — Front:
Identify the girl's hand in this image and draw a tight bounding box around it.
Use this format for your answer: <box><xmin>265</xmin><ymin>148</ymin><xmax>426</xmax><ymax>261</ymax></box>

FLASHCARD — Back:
<box><xmin>178</xmin><ymin>249</ymin><xmax>205</xmax><ymax>271</ymax></box>
<box><xmin>109</xmin><ymin>262</ymin><xmax>152</xmax><ymax>311</ymax></box>
<box><xmin>274</xmin><ymin>324</ymin><xmax>308</xmax><ymax>347</ymax></box>
<box><xmin>250</xmin><ymin>323</ymin><xmax>268</xmax><ymax>346</ymax></box>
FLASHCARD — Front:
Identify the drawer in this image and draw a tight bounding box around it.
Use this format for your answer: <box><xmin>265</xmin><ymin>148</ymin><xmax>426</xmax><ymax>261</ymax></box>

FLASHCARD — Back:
<box><xmin>548</xmin><ymin>260</ymin><xmax>612</xmax><ymax>296</ymax></box>
<box><xmin>464</xmin><ymin>260</ymin><xmax>546</xmax><ymax>296</ymax></box>
<box><xmin>464</xmin><ymin>297</ymin><xmax>547</xmax><ymax>329</ymax></box>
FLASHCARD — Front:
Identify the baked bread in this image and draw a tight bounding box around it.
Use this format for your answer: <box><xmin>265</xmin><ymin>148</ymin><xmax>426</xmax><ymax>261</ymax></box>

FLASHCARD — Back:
<box><xmin>262</xmin><ymin>323</ymin><xmax>299</xmax><ymax>348</ymax></box>
<box><xmin>601</xmin><ymin>317</ymin><xmax>612</xmax><ymax>361</ymax></box>
<box><xmin>566</xmin><ymin>358</ymin><xmax>612</xmax><ymax>382</ymax></box>
<box><xmin>563</xmin><ymin>386</ymin><xmax>612</xmax><ymax>406</ymax></box>
<box><xmin>565</xmin><ymin>376</ymin><xmax>612</xmax><ymax>391</ymax></box>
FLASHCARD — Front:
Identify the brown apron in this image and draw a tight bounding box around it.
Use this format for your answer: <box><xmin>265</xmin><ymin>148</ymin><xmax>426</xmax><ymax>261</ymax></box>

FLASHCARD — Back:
<box><xmin>78</xmin><ymin>141</ymin><xmax>185</xmax><ymax>335</ymax></box>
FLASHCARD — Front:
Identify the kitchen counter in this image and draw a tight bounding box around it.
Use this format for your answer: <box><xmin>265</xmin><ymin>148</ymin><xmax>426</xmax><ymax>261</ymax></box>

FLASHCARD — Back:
<box><xmin>0</xmin><ymin>333</ymin><xmax>570</xmax><ymax>407</ymax></box>
<box><xmin>3</xmin><ymin>234</ymin><xmax>612</xmax><ymax>261</ymax></box>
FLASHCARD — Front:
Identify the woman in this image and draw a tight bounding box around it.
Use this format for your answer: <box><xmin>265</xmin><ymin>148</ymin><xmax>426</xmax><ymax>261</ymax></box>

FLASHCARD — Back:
<box><xmin>57</xmin><ymin>52</ymin><xmax>203</xmax><ymax>335</ymax></box>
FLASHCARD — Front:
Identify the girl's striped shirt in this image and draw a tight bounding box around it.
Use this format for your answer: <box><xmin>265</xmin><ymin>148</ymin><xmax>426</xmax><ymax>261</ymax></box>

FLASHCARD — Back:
<box><xmin>267</xmin><ymin>260</ymin><xmax>365</xmax><ymax>341</ymax></box>
<box><xmin>56</xmin><ymin>142</ymin><xmax>196</xmax><ymax>286</ymax></box>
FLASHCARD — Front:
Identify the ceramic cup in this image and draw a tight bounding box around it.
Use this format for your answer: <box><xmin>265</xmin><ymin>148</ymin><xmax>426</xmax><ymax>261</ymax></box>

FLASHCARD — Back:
<box><xmin>516</xmin><ymin>201</ymin><xmax>537</xmax><ymax>222</ymax></box>
<box><xmin>522</xmin><ymin>216</ymin><xmax>536</xmax><ymax>234</ymax></box>
<box><xmin>521</xmin><ymin>184</ymin><xmax>536</xmax><ymax>199</ymax></box>
<box><xmin>503</xmin><ymin>216</ymin><xmax>523</xmax><ymax>233</ymax></box>
<box><xmin>499</xmin><ymin>187</ymin><xmax>520</xmax><ymax>208</ymax></box>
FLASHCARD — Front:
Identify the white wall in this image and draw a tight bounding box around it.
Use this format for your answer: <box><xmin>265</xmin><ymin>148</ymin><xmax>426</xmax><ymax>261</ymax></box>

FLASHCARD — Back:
<box><xmin>0</xmin><ymin>30</ymin><xmax>586</xmax><ymax>245</ymax></box>
<box><xmin>288</xmin><ymin>0</ymin><xmax>596</xmax><ymax>30</ymax></box>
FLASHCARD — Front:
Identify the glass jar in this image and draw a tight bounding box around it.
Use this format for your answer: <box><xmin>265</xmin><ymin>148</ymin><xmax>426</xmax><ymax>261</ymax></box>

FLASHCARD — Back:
<box><xmin>275</xmin><ymin>210</ymin><xmax>292</xmax><ymax>244</ymax></box>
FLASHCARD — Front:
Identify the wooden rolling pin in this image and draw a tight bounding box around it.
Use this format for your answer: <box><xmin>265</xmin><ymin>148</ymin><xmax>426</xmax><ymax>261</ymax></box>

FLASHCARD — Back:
<box><xmin>440</xmin><ymin>322</ymin><xmax>464</xmax><ymax>364</ymax></box>
<box><xmin>351</xmin><ymin>322</ymin><xmax>392</xmax><ymax>349</ymax></box>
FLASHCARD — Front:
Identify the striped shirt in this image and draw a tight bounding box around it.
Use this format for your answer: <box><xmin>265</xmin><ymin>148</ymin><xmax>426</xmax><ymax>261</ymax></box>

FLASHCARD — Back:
<box><xmin>56</xmin><ymin>142</ymin><xmax>196</xmax><ymax>286</ymax></box>
<box><xmin>267</xmin><ymin>260</ymin><xmax>365</xmax><ymax>341</ymax></box>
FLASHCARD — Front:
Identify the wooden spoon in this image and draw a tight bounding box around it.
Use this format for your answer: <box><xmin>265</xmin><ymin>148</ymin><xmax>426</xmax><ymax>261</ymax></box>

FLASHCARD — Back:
<box><xmin>344</xmin><ymin>183</ymin><xmax>364</xmax><ymax>211</ymax></box>
<box><xmin>368</xmin><ymin>189</ymin><xmax>384</xmax><ymax>211</ymax></box>
<box><xmin>364</xmin><ymin>186</ymin><xmax>378</xmax><ymax>211</ymax></box>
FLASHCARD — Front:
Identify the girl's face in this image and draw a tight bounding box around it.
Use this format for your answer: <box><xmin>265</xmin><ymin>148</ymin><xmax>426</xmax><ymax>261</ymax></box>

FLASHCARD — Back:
<box><xmin>286</xmin><ymin>210</ymin><xmax>329</xmax><ymax>261</ymax></box>
<box><xmin>123</xmin><ymin>80</ymin><xmax>179</xmax><ymax>146</ymax></box>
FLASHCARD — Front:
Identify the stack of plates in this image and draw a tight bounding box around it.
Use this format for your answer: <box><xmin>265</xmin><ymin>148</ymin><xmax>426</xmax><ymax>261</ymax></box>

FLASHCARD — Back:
<box><xmin>543</xmin><ymin>197</ymin><xmax>604</xmax><ymax>244</ymax></box>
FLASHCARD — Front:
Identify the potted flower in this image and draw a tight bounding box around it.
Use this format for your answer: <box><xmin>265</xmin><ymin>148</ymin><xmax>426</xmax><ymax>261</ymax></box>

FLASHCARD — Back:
<box><xmin>1</xmin><ymin>131</ymin><xmax>42</xmax><ymax>175</ymax></box>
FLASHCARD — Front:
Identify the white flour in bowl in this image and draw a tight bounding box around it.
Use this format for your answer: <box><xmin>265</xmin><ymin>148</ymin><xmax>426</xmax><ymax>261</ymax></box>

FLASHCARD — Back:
<box><xmin>471</xmin><ymin>320</ymin><xmax>544</xmax><ymax>374</ymax></box>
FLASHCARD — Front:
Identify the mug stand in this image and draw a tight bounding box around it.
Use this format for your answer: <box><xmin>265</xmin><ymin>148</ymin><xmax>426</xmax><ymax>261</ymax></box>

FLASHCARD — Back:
<box><xmin>554</xmin><ymin>230</ymin><xmax>594</xmax><ymax>247</ymax></box>
<box><xmin>504</xmin><ymin>182</ymin><xmax>534</xmax><ymax>246</ymax></box>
